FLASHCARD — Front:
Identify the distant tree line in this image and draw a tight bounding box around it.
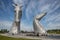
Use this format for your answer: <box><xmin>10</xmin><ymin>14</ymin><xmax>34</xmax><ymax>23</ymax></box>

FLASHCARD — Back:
<box><xmin>21</xmin><ymin>30</ymin><xmax>34</xmax><ymax>33</ymax></box>
<box><xmin>47</xmin><ymin>29</ymin><xmax>60</xmax><ymax>34</ymax></box>
<box><xmin>0</xmin><ymin>29</ymin><xmax>9</xmax><ymax>33</ymax></box>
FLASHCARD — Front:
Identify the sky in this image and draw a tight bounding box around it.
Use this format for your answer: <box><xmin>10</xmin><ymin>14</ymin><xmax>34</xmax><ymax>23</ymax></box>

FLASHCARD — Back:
<box><xmin>0</xmin><ymin>0</ymin><xmax>60</xmax><ymax>31</ymax></box>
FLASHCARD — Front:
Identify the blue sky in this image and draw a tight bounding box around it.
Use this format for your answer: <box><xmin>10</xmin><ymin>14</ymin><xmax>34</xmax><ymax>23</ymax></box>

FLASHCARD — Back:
<box><xmin>0</xmin><ymin>0</ymin><xmax>60</xmax><ymax>31</ymax></box>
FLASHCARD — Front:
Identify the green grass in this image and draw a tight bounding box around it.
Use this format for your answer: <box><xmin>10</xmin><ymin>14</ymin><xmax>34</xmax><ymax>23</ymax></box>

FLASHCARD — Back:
<box><xmin>0</xmin><ymin>35</ymin><xmax>36</xmax><ymax>40</ymax></box>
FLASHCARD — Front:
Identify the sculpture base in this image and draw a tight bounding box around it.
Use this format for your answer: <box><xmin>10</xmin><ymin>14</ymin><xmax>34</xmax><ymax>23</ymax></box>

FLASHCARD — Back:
<box><xmin>9</xmin><ymin>26</ymin><xmax>18</xmax><ymax>34</ymax></box>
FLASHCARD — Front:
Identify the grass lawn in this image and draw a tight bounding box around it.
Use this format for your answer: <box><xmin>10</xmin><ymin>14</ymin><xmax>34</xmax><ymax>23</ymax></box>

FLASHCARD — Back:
<box><xmin>0</xmin><ymin>35</ymin><xmax>37</xmax><ymax>40</ymax></box>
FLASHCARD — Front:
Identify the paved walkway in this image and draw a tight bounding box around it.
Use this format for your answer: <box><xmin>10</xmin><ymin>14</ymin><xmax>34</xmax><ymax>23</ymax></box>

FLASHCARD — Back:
<box><xmin>0</xmin><ymin>33</ymin><xmax>60</xmax><ymax>40</ymax></box>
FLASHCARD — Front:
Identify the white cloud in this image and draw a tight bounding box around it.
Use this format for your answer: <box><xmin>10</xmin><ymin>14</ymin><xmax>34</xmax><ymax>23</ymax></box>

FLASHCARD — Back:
<box><xmin>51</xmin><ymin>1</ymin><xmax>58</xmax><ymax>8</ymax></box>
<box><xmin>21</xmin><ymin>20</ymin><xmax>33</xmax><ymax>31</ymax></box>
<box><xmin>46</xmin><ymin>13</ymin><xmax>60</xmax><ymax>22</ymax></box>
<box><xmin>25</xmin><ymin>1</ymin><xmax>35</xmax><ymax>20</ymax></box>
<box><xmin>45</xmin><ymin>12</ymin><xmax>60</xmax><ymax>30</ymax></box>
<box><xmin>13</xmin><ymin>0</ymin><xmax>23</xmax><ymax>6</ymax></box>
<box><xmin>0</xmin><ymin>20</ymin><xmax>12</xmax><ymax>30</ymax></box>
<box><xmin>47</xmin><ymin>22</ymin><xmax>60</xmax><ymax>30</ymax></box>
<box><xmin>48</xmin><ymin>4</ymin><xmax>60</xmax><ymax>14</ymax></box>
<box><xmin>40</xmin><ymin>4</ymin><xmax>50</xmax><ymax>12</ymax></box>
<box><xmin>0</xmin><ymin>1</ymin><xmax>6</xmax><ymax>12</ymax></box>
